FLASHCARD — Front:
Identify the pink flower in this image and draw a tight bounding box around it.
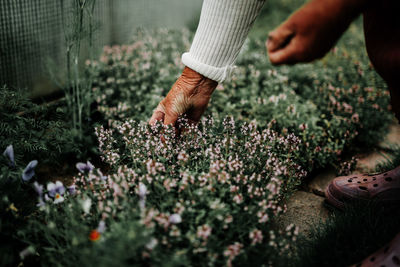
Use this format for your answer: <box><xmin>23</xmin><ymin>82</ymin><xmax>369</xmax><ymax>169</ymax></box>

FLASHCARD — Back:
<box><xmin>233</xmin><ymin>194</ymin><xmax>243</xmax><ymax>204</ymax></box>
<box><xmin>177</xmin><ymin>151</ymin><xmax>189</xmax><ymax>162</ymax></box>
<box><xmin>249</xmin><ymin>229</ymin><xmax>263</xmax><ymax>245</ymax></box>
<box><xmin>299</xmin><ymin>123</ymin><xmax>307</xmax><ymax>131</ymax></box>
<box><xmin>351</xmin><ymin>113</ymin><xmax>360</xmax><ymax>123</ymax></box>
<box><xmin>196</xmin><ymin>224</ymin><xmax>212</xmax><ymax>240</ymax></box>
<box><xmin>342</xmin><ymin>102</ymin><xmax>353</xmax><ymax>114</ymax></box>
<box><xmin>224</xmin><ymin>242</ymin><xmax>243</xmax><ymax>267</ymax></box>
<box><xmin>372</xmin><ymin>103</ymin><xmax>380</xmax><ymax>110</ymax></box>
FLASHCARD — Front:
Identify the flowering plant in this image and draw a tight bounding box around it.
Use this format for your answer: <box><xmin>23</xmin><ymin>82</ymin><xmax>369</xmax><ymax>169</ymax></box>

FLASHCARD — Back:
<box><xmin>91</xmin><ymin>29</ymin><xmax>392</xmax><ymax>173</ymax></box>
<box><xmin>5</xmin><ymin>117</ymin><xmax>303</xmax><ymax>266</ymax></box>
<box><xmin>72</xmin><ymin>117</ymin><xmax>303</xmax><ymax>266</ymax></box>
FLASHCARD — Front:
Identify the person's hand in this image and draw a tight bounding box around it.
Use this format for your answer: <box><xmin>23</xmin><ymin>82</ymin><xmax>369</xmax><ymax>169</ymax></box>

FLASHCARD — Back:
<box><xmin>149</xmin><ymin>67</ymin><xmax>218</xmax><ymax>127</ymax></box>
<box><xmin>266</xmin><ymin>0</ymin><xmax>367</xmax><ymax>65</ymax></box>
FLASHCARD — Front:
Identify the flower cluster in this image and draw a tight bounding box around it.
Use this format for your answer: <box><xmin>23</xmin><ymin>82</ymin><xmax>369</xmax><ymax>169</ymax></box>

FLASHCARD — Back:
<box><xmin>91</xmin><ymin>29</ymin><xmax>392</xmax><ymax>175</ymax></box>
<box><xmin>83</xmin><ymin>116</ymin><xmax>306</xmax><ymax>265</ymax></box>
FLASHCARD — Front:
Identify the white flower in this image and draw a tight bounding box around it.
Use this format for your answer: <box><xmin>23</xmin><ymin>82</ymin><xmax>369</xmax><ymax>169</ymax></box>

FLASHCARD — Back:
<box><xmin>81</xmin><ymin>198</ymin><xmax>92</xmax><ymax>214</ymax></box>
<box><xmin>169</xmin><ymin>214</ymin><xmax>182</xmax><ymax>224</ymax></box>
<box><xmin>97</xmin><ymin>220</ymin><xmax>106</xmax><ymax>233</ymax></box>
<box><xmin>145</xmin><ymin>238</ymin><xmax>158</xmax><ymax>250</ymax></box>
<box><xmin>138</xmin><ymin>183</ymin><xmax>147</xmax><ymax>199</ymax></box>
<box><xmin>53</xmin><ymin>193</ymin><xmax>65</xmax><ymax>204</ymax></box>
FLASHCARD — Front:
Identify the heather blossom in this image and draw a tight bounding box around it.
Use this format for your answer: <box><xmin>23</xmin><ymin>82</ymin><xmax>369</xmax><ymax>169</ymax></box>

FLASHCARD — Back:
<box><xmin>196</xmin><ymin>224</ymin><xmax>212</xmax><ymax>240</ymax></box>
<box><xmin>168</xmin><ymin>213</ymin><xmax>182</xmax><ymax>224</ymax></box>
<box><xmin>224</xmin><ymin>242</ymin><xmax>244</xmax><ymax>267</ymax></box>
<box><xmin>249</xmin><ymin>229</ymin><xmax>264</xmax><ymax>245</ymax></box>
<box><xmin>87</xmin><ymin>116</ymin><xmax>306</xmax><ymax>261</ymax></box>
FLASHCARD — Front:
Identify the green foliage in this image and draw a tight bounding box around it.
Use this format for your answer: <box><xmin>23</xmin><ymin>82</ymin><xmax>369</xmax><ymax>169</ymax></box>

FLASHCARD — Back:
<box><xmin>0</xmin><ymin>86</ymin><xmax>71</xmax><ymax>165</ymax></box>
<box><xmin>0</xmin><ymin>85</ymin><xmax>98</xmax><ymax>166</ymax></box>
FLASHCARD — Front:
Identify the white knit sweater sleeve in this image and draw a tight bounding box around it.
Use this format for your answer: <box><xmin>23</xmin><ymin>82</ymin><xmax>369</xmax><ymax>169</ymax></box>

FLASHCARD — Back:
<box><xmin>182</xmin><ymin>0</ymin><xmax>266</xmax><ymax>83</ymax></box>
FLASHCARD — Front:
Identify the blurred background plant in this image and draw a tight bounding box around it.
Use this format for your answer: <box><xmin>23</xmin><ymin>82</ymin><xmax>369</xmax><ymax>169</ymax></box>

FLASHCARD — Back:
<box><xmin>50</xmin><ymin>0</ymin><xmax>97</xmax><ymax>140</ymax></box>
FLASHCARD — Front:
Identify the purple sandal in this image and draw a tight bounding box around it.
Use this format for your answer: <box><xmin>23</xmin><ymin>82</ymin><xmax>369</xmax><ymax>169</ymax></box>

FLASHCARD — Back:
<box><xmin>325</xmin><ymin>166</ymin><xmax>400</xmax><ymax>209</ymax></box>
<box><xmin>350</xmin><ymin>232</ymin><xmax>400</xmax><ymax>267</ymax></box>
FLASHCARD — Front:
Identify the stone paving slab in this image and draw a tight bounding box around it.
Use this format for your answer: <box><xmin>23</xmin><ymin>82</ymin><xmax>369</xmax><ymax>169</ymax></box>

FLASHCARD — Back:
<box><xmin>378</xmin><ymin>123</ymin><xmax>400</xmax><ymax>150</ymax></box>
<box><xmin>307</xmin><ymin>167</ymin><xmax>337</xmax><ymax>197</ymax></box>
<box><xmin>278</xmin><ymin>191</ymin><xmax>330</xmax><ymax>237</ymax></box>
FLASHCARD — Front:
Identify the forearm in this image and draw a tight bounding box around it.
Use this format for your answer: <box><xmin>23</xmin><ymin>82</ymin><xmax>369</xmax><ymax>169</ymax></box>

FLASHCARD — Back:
<box><xmin>182</xmin><ymin>0</ymin><xmax>266</xmax><ymax>83</ymax></box>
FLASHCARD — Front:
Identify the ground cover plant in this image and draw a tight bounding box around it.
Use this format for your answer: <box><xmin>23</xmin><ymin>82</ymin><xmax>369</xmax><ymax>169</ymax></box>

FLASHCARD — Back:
<box><xmin>92</xmin><ymin>28</ymin><xmax>392</xmax><ymax>172</ymax></box>
<box><xmin>2</xmin><ymin>118</ymin><xmax>305</xmax><ymax>266</ymax></box>
<box><xmin>1</xmin><ymin>1</ymin><xmax>397</xmax><ymax>266</ymax></box>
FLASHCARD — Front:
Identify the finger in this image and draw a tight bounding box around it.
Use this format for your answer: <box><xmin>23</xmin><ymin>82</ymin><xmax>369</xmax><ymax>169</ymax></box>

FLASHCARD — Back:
<box><xmin>266</xmin><ymin>25</ymin><xmax>294</xmax><ymax>53</ymax></box>
<box><xmin>186</xmin><ymin>105</ymin><xmax>207</xmax><ymax>125</ymax></box>
<box><xmin>268</xmin><ymin>39</ymin><xmax>303</xmax><ymax>65</ymax></box>
<box><xmin>149</xmin><ymin>110</ymin><xmax>165</xmax><ymax>125</ymax></box>
<box><xmin>163</xmin><ymin>109</ymin><xmax>180</xmax><ymax>126</ymax></box>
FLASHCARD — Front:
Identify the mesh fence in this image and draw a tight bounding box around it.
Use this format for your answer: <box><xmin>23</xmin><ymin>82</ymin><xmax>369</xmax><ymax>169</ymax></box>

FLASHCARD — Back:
<box><xmin>0</xmin><ymin>0</ymin><xmax>201</xmax><ymax>94</ymax></box>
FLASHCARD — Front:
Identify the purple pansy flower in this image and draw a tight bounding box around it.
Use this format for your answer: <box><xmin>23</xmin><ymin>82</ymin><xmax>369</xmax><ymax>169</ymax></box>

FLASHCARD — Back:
<box><xmin>33</xmin><ymin>181</ymin><xmax>43</xmax><ymax>195</ymax></box>
<box><xmin>33</xmin><ymin>182</ymin><xmax>45</xmax><ymax>207</ymax></box>
<box><xmin>76</xmin><ymin>161</ymin><xmax>95</xmax><ymax>173</ymax></box>
<box><xmin>44</xmin><ymin>194</ymin><xmax>51</xmax><ymax>202</ymax></box>
<box><xmin>67</xmin><ymin>185</ymin><xmax>77</xmax><ymax>195</ymax></box>
<box><xmin>22</xmin><ymin>160</ymin><xmax>38</xmax><ymax>182</ymax></box>
<box><xmin>47</xmin><ymin>181</ymin><xmax>65</xmax><ymax>204</ymax></box>
<box><xmin>3</xmin><ymin>145</ymin><xmax>15</xmax><ymax>167</ymax></box>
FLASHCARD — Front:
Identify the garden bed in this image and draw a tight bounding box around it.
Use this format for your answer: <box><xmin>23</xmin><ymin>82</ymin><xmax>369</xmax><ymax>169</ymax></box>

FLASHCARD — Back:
<box><xmin>1</xmin><ymin>23</ymin><xmax>396</xmax><ymax>267</ymax></box>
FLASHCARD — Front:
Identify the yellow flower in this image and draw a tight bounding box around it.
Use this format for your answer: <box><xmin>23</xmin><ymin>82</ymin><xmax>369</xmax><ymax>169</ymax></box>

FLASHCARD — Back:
<box><xmin>9</xmin><ymin>203</ymin><xmax>18</xmax><ymax>212</ymax></box>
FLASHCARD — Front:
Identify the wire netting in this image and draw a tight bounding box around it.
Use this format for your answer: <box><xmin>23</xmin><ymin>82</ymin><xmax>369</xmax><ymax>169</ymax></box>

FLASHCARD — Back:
<box><xmin>0</xmin><ymin>0</ymin><xmax>201</xmax><ymax>94</ymax></box>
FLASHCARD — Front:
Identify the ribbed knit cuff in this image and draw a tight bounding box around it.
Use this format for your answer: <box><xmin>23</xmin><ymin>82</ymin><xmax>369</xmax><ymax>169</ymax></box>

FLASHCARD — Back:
<box><xmin>182</xmin><ymin>52</ymin><xmax>236</xmax><ymax>83</ymax></box>
<box><xmin>182</xmin><ymin>0</ymin><xmax>266</xmax><ymax>83</ymax></box>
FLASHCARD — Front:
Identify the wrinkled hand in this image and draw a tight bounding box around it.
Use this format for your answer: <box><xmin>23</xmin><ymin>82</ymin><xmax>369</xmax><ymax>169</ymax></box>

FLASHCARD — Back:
<box><xmin>149</xmin><ymin>67</ymin><xmax>218</xmax><ymax>127</ymax></box>
<box><xmin>266</xmin><ymin>0</ymin><xmax>366</xmax><ymax>65</ymax></box>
